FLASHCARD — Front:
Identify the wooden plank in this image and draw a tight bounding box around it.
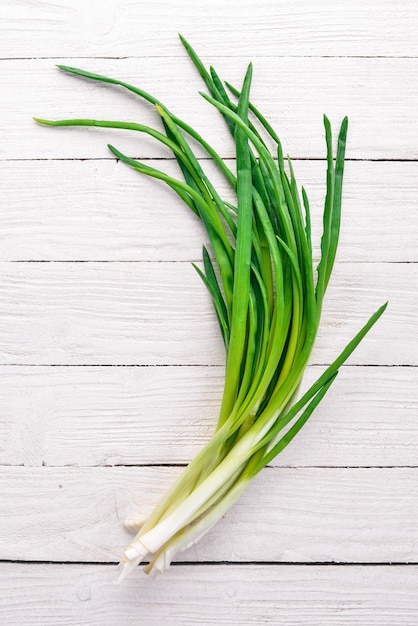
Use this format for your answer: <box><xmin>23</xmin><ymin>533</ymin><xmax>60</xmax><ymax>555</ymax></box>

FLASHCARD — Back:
<box><xmin>0</xmin><ymin>262</ymin><xmax>413</xmax><ymax>366</ymax></box>
<box><xmin>1</xmin><ymin>0</ymin><xmax>417</xmax><ymax>59</ymax></box>
<box><xmin>0</xmin><ymin>466</ymin><xmax>417</xmax><ymax>563</ymax></box>
<box><xmin>1</xmin><ymin>563</ymin><xmax>418</xmax><ymax>626</ymax></box>
<box><xmin>0</xmin><ymin>365</ymin><xmax>416</xmax><ymax>468</ymax></box>
<box><xmin>4</xmin><ymin>57</ymin><xmax>418</xmax><ymax>160</ymax></box>
<box><xmin>0</xmin><ymin>261</ymin><xmax>220</xmax><ymax>366</ymax></box>
<box><xmin>2</xmin><ymin>158</ymin><xmax>416</xmax><ymax>263</ymax></box>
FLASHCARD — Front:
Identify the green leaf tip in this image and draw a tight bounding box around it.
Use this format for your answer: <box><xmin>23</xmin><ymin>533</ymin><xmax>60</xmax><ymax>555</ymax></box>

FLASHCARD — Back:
<box><xmin>107</xmin><ymin>143</ymin><xmax>120</xmax><ymax>157</ymax></box>
<box><xmin>33</xmin><ymin>117</ymin><xmax>53</xmax><ymax>125</ymax></box>
<box><xmin>155</xmin><ymin>102</ymin><xmax>165</xmax><ymax>117</ymax></box>
<box><xmin>56</xmin><ymin>64</ymin><xmax>74</xmax><ymax>72</ymax></box>
<box><xmin>178</xmin><ymin>33</ymin><xmax>189</xmax><ymax>48</ymax></box>
<box><xmin>323</xmin><ymin>114</ymin><xmax>331</xmax><ymax>131</ymax></box>
<box><xmin>323</xmin><ymin>114</ymin><xmax>349</xmax><ymax>133</ymax></box>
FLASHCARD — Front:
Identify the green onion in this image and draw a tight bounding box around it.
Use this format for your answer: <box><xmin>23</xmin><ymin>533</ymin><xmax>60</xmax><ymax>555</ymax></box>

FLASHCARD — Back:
<box><xmin>34</xmin><ymin>34</ymin><xmax>387</xmax><ymax>581</ymax></box>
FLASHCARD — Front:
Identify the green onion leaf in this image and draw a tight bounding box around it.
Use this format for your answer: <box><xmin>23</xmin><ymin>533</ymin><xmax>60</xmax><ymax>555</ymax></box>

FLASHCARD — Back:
<box><xmin>34</xmin><ymin>36</ymin><xmax>387</xmax><ymax>582</ymax></box>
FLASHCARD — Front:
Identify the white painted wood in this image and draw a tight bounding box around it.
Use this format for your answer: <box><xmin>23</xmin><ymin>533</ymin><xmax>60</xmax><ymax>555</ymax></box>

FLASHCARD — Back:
<box><xmin>1</xmin><ymin>1</ymin><xmax>416</xmax><ymax>619</ymax></box>
<box><xmin>0</xmin><ymin>466</ymin><xmax>417</xmax><ymax>563</ymax></box>
<box><xmin>0</xmin><ymin>365</ymin><xmax>416</xmax><ymax>468</ymax></box>
<box><xmin>0</xmin><ymin>262</ymin><xmax>412</xmax><ymax>365</ymax></box>
<box><xmin>4</xmin><ymin>57</ymin><xmax>418</xmax><ymax>160</ymax></box>
<box><xmin>1</xmin><ymin>563</ymin><xmax>418</xmax><ymax>626</ymax></box>
<box><xmin>0</xmin><ymin>261</ymin><xmax>221</xmax><ymax>365</ymax></box>
<box><xmin>1</xmin><ymin>0</ymin><xmax>418</xmax><ymax>59</ymax></box>
<box><xmin>2</xmin><ymin>158</ymin><xmax>417</xmax><ymax>263</ymax></box>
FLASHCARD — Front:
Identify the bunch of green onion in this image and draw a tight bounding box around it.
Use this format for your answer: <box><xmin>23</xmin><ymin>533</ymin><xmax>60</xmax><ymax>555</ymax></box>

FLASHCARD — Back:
<box><xmin>34</xmin><ymin>35</ymin><xmax>386</xmax><ymax>581</ymax></box>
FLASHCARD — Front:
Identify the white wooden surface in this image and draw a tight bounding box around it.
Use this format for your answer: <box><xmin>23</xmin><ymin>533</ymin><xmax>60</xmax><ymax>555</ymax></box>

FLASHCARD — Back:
<box><xmin>1</xmin><ymin>1</ymin><xmax>417</xmax><ymax>624</ymax></box>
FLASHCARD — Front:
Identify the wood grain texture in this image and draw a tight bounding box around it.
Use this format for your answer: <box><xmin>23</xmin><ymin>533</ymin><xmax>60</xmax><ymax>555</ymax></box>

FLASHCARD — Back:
<box><xmin>1</xmin><ymin>563</ymin><xmax>418</xmax><ymax>626</ymax></box>
<box><xmin>4</xmin><ymin>57</ymin><xmax>418</xmax><ymax>160</ymax></box>
<box><xmin>0</xmin><ymin>365</ymin><xmax>416</xmax><ymax>468</ymax></box>
<box><xmin>1</xmin><ymin>0</ymin><xmax>418</xmax><ymax>59</ymax></box>
<box><xmin>0</xmin><ymin>262</ymin><xmax>411</xmax><ymax>365</ymax></box>
<box><xmin>1</xmin><ymin>466</ymin><xmax>417</xmax><ymax>563</ymax></box>
<box><xmin>2</xmin><ymin>158</ymin><xmax>417</xmax><ymax>263</ymax></box>
<box><xmin>1</xmin><ymin>1</ymin><xmax>417</xmax><ymax>620</ymax></box>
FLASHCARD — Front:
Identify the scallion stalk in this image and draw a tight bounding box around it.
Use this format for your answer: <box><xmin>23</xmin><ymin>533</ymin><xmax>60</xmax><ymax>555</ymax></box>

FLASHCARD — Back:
<box><xmin>34</xmin><ymin>35</ymin><xmax>387</xmax><ymax>581</ymax></box>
